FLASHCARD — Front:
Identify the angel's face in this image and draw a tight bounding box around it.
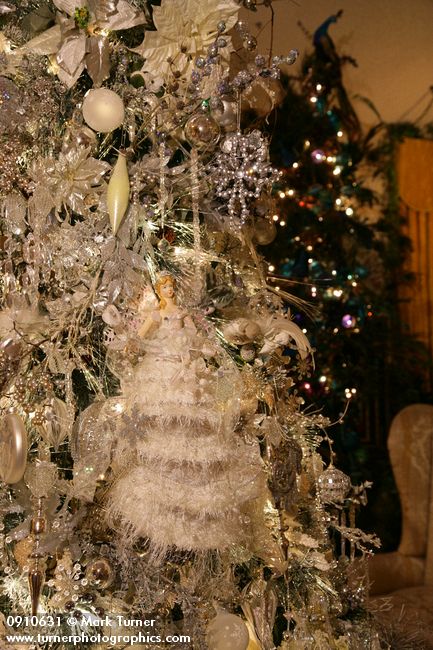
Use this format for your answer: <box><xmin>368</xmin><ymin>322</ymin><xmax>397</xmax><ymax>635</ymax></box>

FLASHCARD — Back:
<box><xmin>159</xmin><ymin>280</ymin><xmax>175</xmax><ymax>300</ymax></box>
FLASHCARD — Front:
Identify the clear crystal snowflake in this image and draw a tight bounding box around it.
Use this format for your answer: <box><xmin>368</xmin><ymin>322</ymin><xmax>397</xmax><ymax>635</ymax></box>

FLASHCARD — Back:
<box><xmin>211</xmin><ymin>130</ymin><xmax>281</xmax><ymax>226</ymax></box>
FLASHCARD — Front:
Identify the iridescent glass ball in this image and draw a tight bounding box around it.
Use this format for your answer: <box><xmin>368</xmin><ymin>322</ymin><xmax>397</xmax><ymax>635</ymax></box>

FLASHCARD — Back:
<box><xmin>85</xmin><ymin>558</ymin><xmax>114</xmax><ymax>588</ymax></box>
<box><xmin>185</xmin><ymin>113</ymin><xmax>220</xmax><ymax>148</ymax></box>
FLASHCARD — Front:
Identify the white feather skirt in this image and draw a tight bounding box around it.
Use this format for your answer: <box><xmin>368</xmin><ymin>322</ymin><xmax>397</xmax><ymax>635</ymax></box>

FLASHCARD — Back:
<box><xmin>105</xmin><ymin>315</ymin><xmax>264</xmax><ymax>556</ymax></box>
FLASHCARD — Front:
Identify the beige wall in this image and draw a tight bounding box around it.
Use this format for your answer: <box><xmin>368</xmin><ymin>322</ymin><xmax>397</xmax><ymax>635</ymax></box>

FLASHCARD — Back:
<box><xmin>248</xmin><ymin>0</ymin><xmax>433</xmax><ymax>128</ymax></box>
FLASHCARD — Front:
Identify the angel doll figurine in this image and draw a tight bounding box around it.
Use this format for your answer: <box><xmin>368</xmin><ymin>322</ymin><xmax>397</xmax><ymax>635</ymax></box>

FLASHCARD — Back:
<box><xmin>105</xmin><ymin>272</ymin><xmax>265</xmax><ymax>558</ymax></box>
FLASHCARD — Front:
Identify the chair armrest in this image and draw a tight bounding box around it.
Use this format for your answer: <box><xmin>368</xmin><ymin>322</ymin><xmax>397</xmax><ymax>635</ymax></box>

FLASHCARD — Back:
<box><xmin>368</xmin><ymin>551</ymin><xmax>425</xmax><ymax>595</ymax></box>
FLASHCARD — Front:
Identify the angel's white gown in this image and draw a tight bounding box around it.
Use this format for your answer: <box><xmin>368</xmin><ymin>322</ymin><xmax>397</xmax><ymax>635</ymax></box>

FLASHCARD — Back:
<box><xmin>105</xmin><ymin>308</ymin><xmax>263</xmax><ymax>556</ymax></box>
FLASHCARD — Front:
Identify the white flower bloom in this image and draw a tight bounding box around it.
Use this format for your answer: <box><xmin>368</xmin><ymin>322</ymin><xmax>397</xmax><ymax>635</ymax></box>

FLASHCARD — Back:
<box><xmin>134</xmin><ymin>0</ymin><xmax>239</xmax><ymax>83</ymax></box>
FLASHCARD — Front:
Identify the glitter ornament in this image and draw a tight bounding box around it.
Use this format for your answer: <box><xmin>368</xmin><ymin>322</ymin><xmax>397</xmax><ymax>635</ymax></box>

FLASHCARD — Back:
<box><xmin>206</xmin><ymin>612</ymin><xmax>250</xmax><ymax>650</ymax></box>
<box><xmin>240</xmin><ymin>344</ymin><xmax>256</xmax><ymax>362</ymax></box>
<box><xmin>0</xmin><ymin>77</ymin><xmax>26</xmax><ymax>132</ymax></box>
<box><xmin>185</xmin><ymin>113</ymin><xmax>220</xmax><ymax>149</ymax></box>
<box><xmin>82</xmin><ymin>88</ymin><xmax>125</xmax><ymax>133</ymax></box>
<box><xmin>317</xmin><ymin>465</ymin><xmax>351</xmax><ymax>503</ymax></box>
<box><xmin>244</xmin><ymin>36</ymin><xmax>257</xmax><ymax>51</ymax></box>
<box><xmin>85</xmin><ymin>557</ymin><xmax>114</xmax><ymax>588</ymax></box>
<box><xmin>0</xmin><ymin>413</ymin><xmax>28</xmax><ymax>484</ymax></box>
<box><xmin>24</xmin><ymin>461</ymin><xmax>57</xmax><ymax>499</ymax></box>
<box><xmin>285</xmin><ymin>49</ymin><xmax>299</xmax><ymax>65</ymax></box>
<box><xmin>14</xmin><ymin>537</ymin><xmax>33</xmax><ymax>568</ymax></box>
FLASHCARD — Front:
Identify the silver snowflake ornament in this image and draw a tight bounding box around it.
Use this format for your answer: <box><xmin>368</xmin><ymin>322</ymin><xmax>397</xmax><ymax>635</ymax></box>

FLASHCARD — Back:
<box><xmin>212</xmin><ymin>130</ymin><xmax>281</xmax><ymax>226</ymax></box>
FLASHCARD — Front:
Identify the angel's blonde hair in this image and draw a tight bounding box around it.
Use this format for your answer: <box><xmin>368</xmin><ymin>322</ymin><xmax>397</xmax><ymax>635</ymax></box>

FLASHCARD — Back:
<box><xmin>155</xmin><ymin>274</ymin><xmax>176</xmax><ymax>310</ymax></box>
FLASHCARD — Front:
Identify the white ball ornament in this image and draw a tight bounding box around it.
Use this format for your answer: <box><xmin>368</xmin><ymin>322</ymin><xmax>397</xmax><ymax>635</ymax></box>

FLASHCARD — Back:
<box><xmin>206</xmin><ymin>612</ymin><xmax>250</xmax><ymax>650</ymax></box>
<box><xmin>82</xmin><ymin>88</ymin><xmax>125</xmax><ymax>133</ymax></box>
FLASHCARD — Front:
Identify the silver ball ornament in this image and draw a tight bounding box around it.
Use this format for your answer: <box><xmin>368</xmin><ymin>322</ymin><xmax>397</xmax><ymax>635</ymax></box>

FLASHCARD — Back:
<box><xmin>213</xmin><ymin>99</ymin><xmax>238</xmax><ymax>132</ymax></box>
<box><xmin>317</xmin><ymin>465</ymin><xmax>351</xmax><ymax>503</ymax></box>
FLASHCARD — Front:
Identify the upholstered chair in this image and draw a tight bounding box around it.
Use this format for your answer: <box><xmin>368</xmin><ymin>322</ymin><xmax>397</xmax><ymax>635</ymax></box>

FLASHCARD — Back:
<box><xmin>368</xmin><ymin>404</ymin><xmax>433</xmax><ymax>639</ymax></box>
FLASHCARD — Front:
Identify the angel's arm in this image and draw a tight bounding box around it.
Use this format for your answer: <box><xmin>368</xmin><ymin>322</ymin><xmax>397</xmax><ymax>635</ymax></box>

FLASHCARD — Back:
<box><xmin>183</xmin><ymin>314</ymin><xmax>197</xmax><ymax>333</ymax></box>
<box><xmin>138</xmin><ymin>312</ymin><xmax>158</xmax><ymax>338</ymax></box>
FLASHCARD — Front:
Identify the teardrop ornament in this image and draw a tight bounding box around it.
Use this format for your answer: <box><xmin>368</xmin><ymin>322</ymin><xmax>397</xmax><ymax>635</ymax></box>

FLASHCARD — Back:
<box><xmin>107</xmin><ymin>151</ymin><xmax>129</xmax><ymax>235</ymax></box>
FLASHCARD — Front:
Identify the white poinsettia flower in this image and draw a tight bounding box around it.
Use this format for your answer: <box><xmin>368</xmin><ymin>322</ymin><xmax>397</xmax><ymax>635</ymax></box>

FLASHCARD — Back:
<box><xmin>30</xmin><ymin>147</ymin><xmax>110</xmax><ymax>216</ymax></box>
<box><xmin>19</xmin><ymin>0</ymin><xmax>145</xmax><ymax>88</ymax></box>
<box><xmin>133</xmin><ymin>0</ymin><xmax>239</xmax><ymax>84</ymax></box>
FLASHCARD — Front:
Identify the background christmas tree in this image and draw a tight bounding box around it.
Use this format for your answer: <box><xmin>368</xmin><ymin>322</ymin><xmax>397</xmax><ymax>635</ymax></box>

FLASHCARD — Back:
<box><xmin>0</xmin><ymin>2</ymin><xmax>388</xmax><ymax>649</ymax></box>
<box><xmin>254</xmin><ymin>13</ymin><xmax>432</xmax><ymax>550</ymax></box>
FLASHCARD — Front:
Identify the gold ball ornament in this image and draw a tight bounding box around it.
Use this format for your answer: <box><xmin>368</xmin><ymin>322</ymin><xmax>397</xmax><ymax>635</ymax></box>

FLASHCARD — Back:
<box><xmin>85</xmin><ymin>557</ymin><xmax>114</xmax><ymax>589</ymax></box>
<box><xmin>82</xmin><ymin>88</ymin><xmax>125</xmax><ymax>133</ymax></box>
<box><xmin>0</xmin><ymin>413</ymin><xmax>28</xmax><ymax>484</ymax></box>
<box><xmin>206</xmin><ymin>612</ymin><xmax>250</xmax><ymax>650</ymax></box>
<box><xmin>252</xmin><ymin>218</ymin><xmax>277</xmax><ymax>246</ymax></box>
<box><xmin>185</xmin><ymin>113</ymin><xmax>220</xmax><ymax>149</ymax></box>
